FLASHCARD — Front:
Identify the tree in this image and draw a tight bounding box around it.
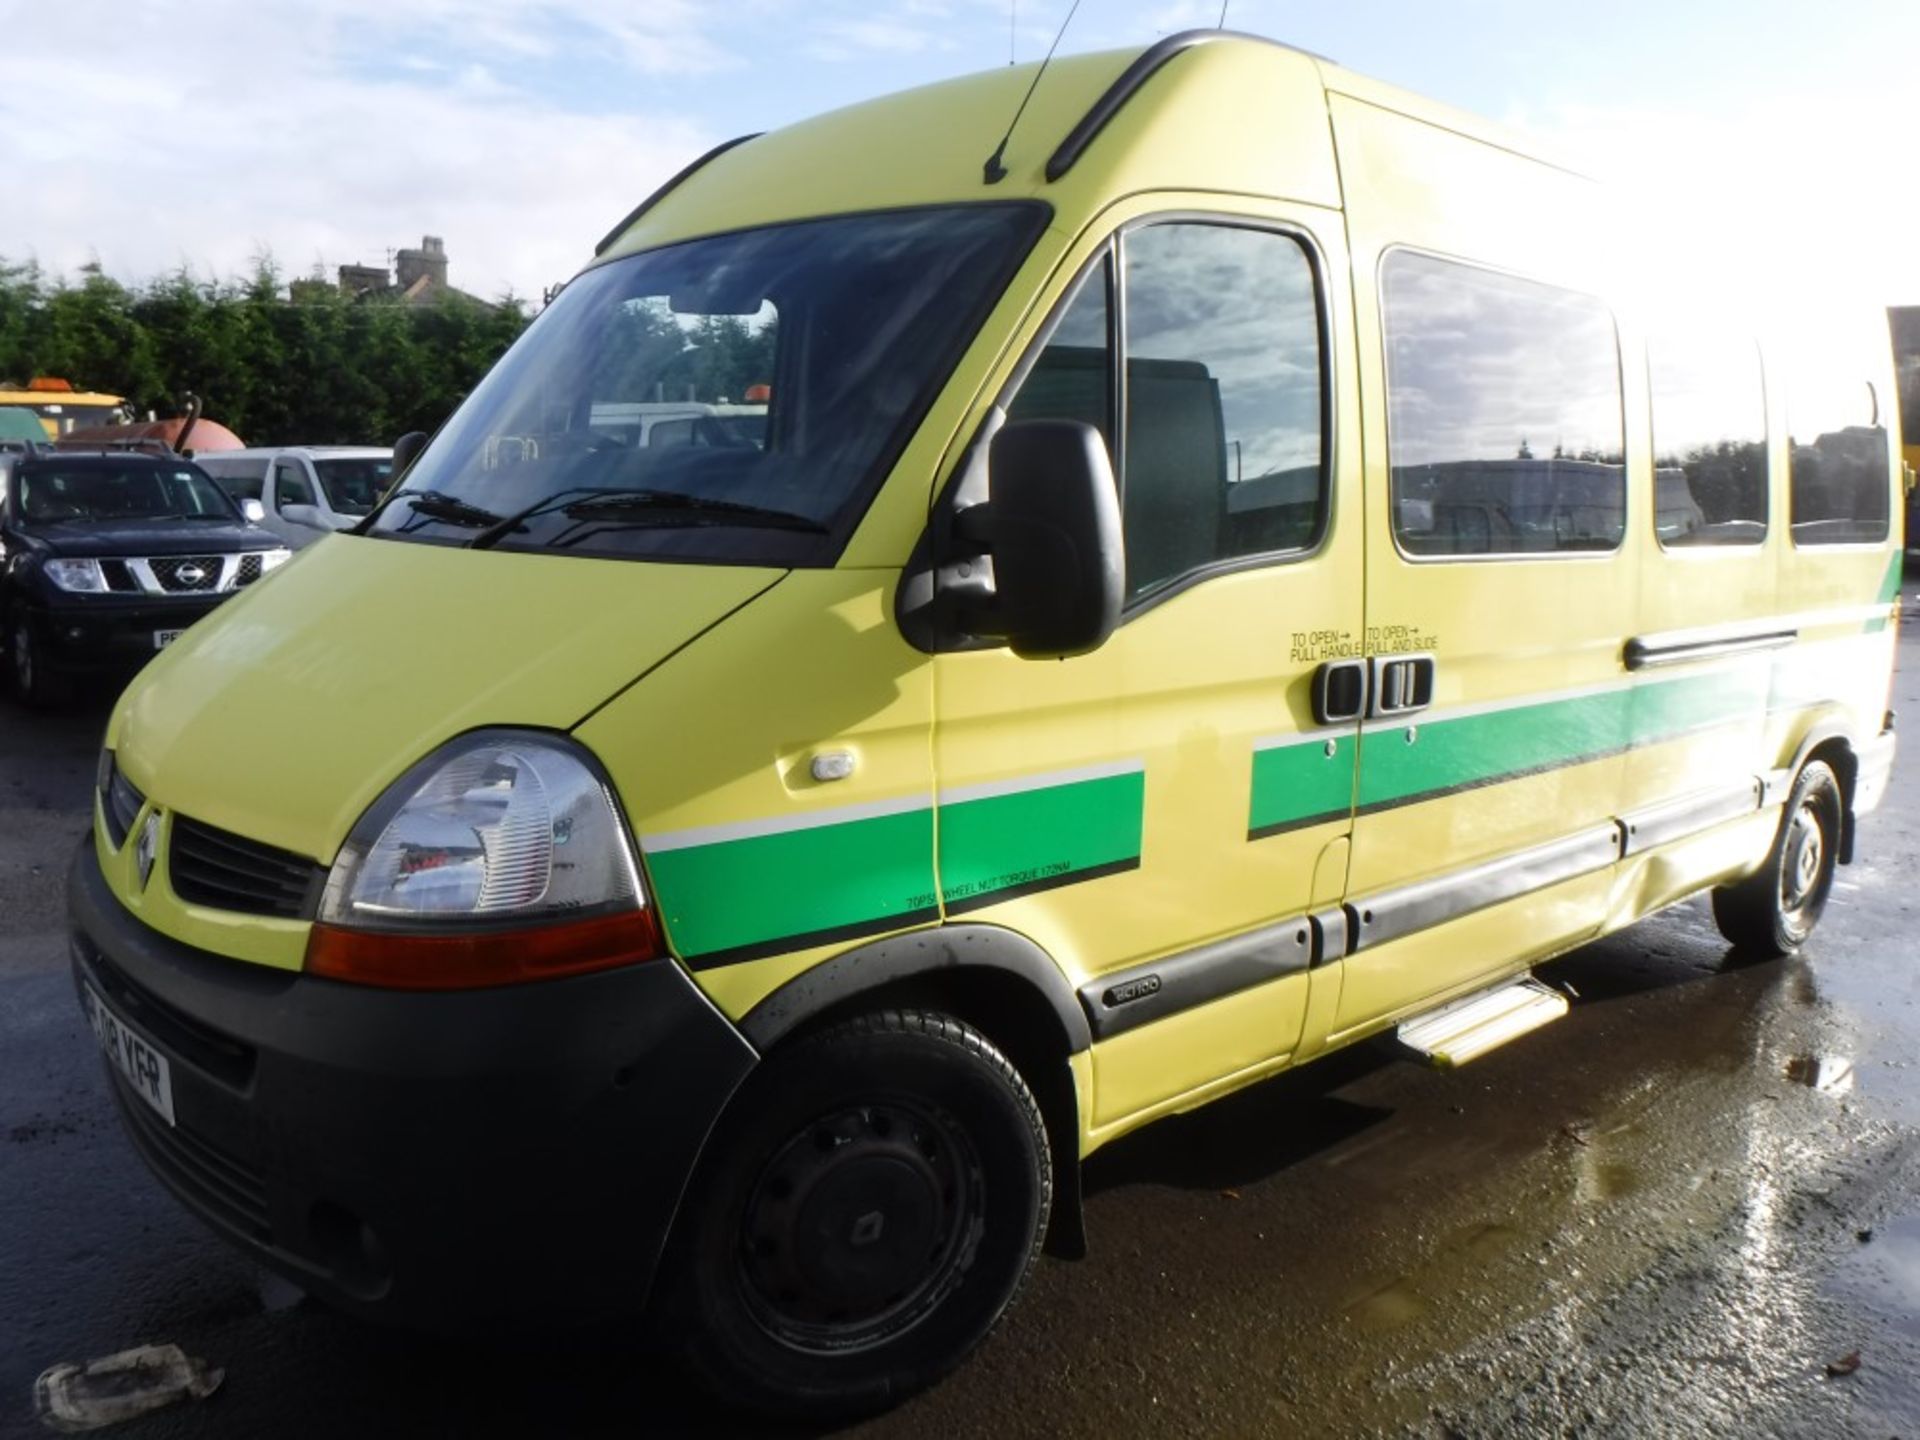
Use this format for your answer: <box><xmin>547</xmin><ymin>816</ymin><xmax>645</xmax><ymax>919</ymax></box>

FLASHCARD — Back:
<box><xmin>0</xmin><ymin>253</ymin><xmax>530</xmax><ymax>445</ymax></box>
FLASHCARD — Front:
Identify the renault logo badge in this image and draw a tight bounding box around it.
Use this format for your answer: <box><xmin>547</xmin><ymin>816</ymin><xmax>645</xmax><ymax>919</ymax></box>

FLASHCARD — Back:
<box><xmin>135</xmin><ymin>813</ymin><xmax>161</xmax><ymax>890</ymax></box>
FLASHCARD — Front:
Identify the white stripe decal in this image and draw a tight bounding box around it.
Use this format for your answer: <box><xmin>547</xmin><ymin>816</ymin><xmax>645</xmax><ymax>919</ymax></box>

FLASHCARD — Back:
<box><xmin>1251</xmin><ymin>724</ymin><xmax>1353</xmax><ymax>754</ymax></box>
<box><xmin>641</xmin><ymin>791</ymin><xmax>932</xmax><ymax>854</ymax></box>
<box><xmin>939</xmin><ymin>758</ymin><xmax>1146</xmax><ymax>808</ymax></box>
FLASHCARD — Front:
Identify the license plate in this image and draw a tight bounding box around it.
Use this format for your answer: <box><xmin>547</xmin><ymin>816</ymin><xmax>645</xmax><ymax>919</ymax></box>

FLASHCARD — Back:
<box><xmin>153</xmin><ymin>630</ymin><xmax>184</xmax><ymax>650</ymax></box>
<box><xmin>82</xmin><ymin>983</ymin><xmax>175</xmax><ymax>1126</ymax></box>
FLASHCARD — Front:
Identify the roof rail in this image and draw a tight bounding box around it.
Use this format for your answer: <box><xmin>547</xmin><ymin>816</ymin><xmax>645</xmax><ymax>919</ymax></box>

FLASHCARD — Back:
<box><xmin>593</xmin><ymin>134</ymin><xmax>763</xmax><ymax>257</ymax></box>
<box><xmin>1045</xmin><ymin>29</ymin><xmax>1332</xmax><ymax>184</ymax></box>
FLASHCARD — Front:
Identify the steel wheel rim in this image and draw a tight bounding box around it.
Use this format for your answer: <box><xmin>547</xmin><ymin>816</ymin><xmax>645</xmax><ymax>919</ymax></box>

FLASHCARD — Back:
<box><xmin>736</xmin><ymin>1099</ymin><xmax>986</xmax><ymax>1355</ymax></box>
<box><xmin>1779</xmin><ymin>796</ymin><xmax>1832</xmax><ymax>932</ymax></box>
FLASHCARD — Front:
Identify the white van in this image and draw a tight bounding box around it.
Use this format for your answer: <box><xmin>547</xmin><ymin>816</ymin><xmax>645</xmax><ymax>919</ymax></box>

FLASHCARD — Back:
<box><xmin>197</xmin><ymin>446</ymin><xmax>393</xmax><ymax>549</ymax></box>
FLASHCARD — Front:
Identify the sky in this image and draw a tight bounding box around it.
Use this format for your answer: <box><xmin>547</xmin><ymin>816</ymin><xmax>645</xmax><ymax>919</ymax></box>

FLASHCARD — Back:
<box><xmin>5</xmin><ymin>0</ymin><xmax>1919</xmax><ymax>312</ymax></box>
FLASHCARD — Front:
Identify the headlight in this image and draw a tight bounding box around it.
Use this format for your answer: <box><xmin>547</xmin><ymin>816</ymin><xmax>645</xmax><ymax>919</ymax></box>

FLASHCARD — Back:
<box><xmin>258</xmin><ymin>548</ymin><xmax>292</xmax><ymax>574</ymax></box>
<box><xmin>309</xmin><ymin>731</ymin><xmax>660</xmax><ymax>988</ymax></box>
<box><xmin>44</xmin><ymin>558</ymin><xmax>106</xmax><ymax>593</ymax></box>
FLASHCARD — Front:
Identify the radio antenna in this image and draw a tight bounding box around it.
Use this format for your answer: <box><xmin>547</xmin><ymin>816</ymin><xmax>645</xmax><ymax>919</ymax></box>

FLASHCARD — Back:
<box><xmin>983</xmin><ymin>0</ymin><xmax>1083</xmax><ymax>184</ymax></box>
<box><xmin>1009</xmin><ymin>0</ymin><xmax>1016</xmax><ymax>64</ymax></box>
<box><xmin>1217</xmin><ymin>1</ymin><xmax>1230</xmax><ymax>25</ymax></box>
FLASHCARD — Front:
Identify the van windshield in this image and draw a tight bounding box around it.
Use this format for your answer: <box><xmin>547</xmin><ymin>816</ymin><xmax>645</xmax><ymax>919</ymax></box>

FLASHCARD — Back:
<box><xmin>369</xmin><ymin>203</ymin><xmax>1046</xmax><ymax>565</ymax></box>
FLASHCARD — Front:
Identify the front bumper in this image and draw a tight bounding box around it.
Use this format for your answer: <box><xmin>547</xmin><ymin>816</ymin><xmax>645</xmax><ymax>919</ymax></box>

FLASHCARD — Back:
<box><xmin>68</xmin><ymin>842</ymin><xmax>757</xmax><ymax>1329</ymax></box>
<box><xmin>27</xmin><ymin>594</ymin><xmax>228</xmax><ymax>675</ymax></box>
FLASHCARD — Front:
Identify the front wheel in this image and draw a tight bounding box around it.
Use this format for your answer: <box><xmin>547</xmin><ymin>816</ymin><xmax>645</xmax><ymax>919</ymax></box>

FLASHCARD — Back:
<box><xmin>7</xmin><ymin>614</ymin><xmax>68</xmax><ymax>709</ymax></box>
<box><xmin>661</xmin><ymin>1008</ymin><xmax>1052</xmax><ymax>1419</ymax></box>
<box><xmin>1712</xmin><ymin>759</ymin><xmax>1843</xmax><ymax>958</ymax></box>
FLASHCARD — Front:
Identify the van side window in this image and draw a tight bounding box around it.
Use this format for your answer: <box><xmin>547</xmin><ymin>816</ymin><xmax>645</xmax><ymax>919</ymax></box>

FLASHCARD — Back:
<box><xmin>1788</xmin><ymin>359</ymin><xmax>1890</xmax><ymax>546</ymax></box>
<box><xmin>274</xmin><ymin>461</ymin><xmax>315</xmax><ymax>510</ymax></box>
<box><xmin>1647</xmin><ymin>333</ymin><xmax>1768</xmax><ymax>547</ymax></box>
<box><xmin>1006</xmin><ymin>256</ymin><xmax>1113</xmax><ymax>452</ymax></box>
<box><xmin>1121</xmin><ymin>224</ymin><xmax>1325</xmax><ymax>600</ymax></box>
<box><xmin>1382</xmin><ymin>252</ymin><xmax>1624</xmax><ymax>557</ymax></box>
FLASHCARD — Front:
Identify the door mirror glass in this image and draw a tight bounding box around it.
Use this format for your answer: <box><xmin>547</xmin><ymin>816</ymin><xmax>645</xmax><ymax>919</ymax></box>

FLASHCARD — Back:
<box><xmin>240</xmin><ymin>497</ymin><xmax>266</xmax><ymax>524</ymax></box>
<box><xmin>982</xmin><ymin>419</ymin><xmax>1123</xmax><ymax>658</ymax></box>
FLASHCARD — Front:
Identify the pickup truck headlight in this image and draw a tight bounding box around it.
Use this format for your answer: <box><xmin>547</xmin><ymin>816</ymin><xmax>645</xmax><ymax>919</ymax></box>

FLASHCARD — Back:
<box><xmin>44</xmin><ymin>558</ymin><xmax>107</xmax><ymax>593</ymax></box>
<box><xmin>308</xmin><ymin>731</ymin><xmax>661</xmax><ymax>988</ymax></box>
<box><xmin>259</xmin><ymin>549</ymin><xmax>292</xmax><ymax>575</ymax></box>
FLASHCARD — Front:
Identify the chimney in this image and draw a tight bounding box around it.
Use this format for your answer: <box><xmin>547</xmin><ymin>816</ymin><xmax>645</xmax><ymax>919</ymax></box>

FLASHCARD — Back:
<box><xmin>395</xmin><ymin>235</ymin><xmax>449</xmax><ymax>293</ymax></box>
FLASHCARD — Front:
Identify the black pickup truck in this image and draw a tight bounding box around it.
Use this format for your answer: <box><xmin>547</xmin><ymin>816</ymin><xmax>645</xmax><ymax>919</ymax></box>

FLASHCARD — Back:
<box><xmin>1</xmin><ymin>450</ymin><xmax>290</xmax><ymax>705</ymax></box>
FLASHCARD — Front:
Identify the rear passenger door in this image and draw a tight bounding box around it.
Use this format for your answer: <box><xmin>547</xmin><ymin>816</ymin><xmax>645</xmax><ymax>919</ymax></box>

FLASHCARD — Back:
<box><xmin>933</xmin><ymin>207</ymin><xmax>1363</xmax><ymax>1131</ymax></box>
<box><xmin>1332</xmin><ymin>248</ymin><xmax>1634</xmax><ymax>1035</ymax></box>
<box><xmin>1618</xmin><ymin>327</ymin><xmax>1777</xmax><ymax>851</ymax></box>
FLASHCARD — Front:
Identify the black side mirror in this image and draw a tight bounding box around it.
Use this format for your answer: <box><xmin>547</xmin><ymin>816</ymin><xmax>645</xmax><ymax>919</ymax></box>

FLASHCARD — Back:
<box><xmin>391</xmin><ymin>431</ymin><xmax>429</xmax><ymax>478</ymax></box>
<box><xmin>974</xmin><ymin>419</ymin><xmax>1123</xmax><ymax>658</ymax></box>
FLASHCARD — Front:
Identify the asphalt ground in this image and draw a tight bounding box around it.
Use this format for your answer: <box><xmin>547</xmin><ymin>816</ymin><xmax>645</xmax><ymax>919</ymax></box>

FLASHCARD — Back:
<box><xmin>3</xmin><ymin>592</ymin><xmax>1917</xmax><ymax>1438</ymax></box>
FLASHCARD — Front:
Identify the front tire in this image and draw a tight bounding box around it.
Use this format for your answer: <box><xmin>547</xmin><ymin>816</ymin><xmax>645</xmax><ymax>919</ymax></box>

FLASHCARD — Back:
<box><xmin>662</xmin><ymin>1008</ymin><xmax>1052</xmax><ymax>1419</ymax></box>
<box><xmin>1712</xmin><ymin>759</ymin><xmax>1843</xmax><ymax>958</ymax></box>
<box><xmin>7</xmin><ymin>614</ymin><xmax>67</xmax><ymax>709</ymax></box>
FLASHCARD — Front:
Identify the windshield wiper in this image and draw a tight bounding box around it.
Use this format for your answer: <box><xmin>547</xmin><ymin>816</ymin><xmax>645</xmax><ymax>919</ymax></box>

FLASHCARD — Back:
<box><xmin>399</xmin><ymin>491</ymin><xmax>504</xmax><ymax>529</ymax></box>
<box><xmin>556</xmin><ymin>491</ymin><xmax>827</xmax><ymax>534</ymax></box>
<box><xmin>466</xmin><ymin>486</ymin><xmax>634</xmax><ymax>549</ymax></box>
<box><xmin>472</xmin><ymin>487</ymin><xmax>827</xmax><ymax>549</ymax></box>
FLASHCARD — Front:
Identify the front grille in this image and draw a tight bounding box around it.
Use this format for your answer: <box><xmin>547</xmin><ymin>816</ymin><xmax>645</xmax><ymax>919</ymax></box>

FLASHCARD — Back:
<box><xmin>100</xmin><ymin>757</ymin><xmax>146</xmax><ymax>848</ymax></box>
<box><xmin>100</xmin><ymin>559</ymin><xmax>140</xmax><ymax>593</ymax></box>
<box><xmin>112</xmin><ymin>1071</ymin><xmax>272</xmax><ymax>1241</ymax></box>
<box><xmin>234</xmin><ymin>554</ymin><xmax>264</xmax><ymax>587</ymax></box>
<box><xmin>150</xmin><ymin>555</ymin><xmax>223</xmax><ymax>592</ymax></box>
<box><xmin>169</xmin><ymin>815</ymin><xmax>326</xmax><ymax>920</ymax></box>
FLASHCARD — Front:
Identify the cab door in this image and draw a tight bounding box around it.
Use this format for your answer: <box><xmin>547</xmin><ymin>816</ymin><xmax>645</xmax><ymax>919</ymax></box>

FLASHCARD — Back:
<box><xmin>269</xmin><ymin>458</ymin><xmax>329</xmax><ymax>548</ymax></box>
<box><xmin>932</xmin><ymin>205</ymin><xmax>1363</xmax><ymax>1130</ymax></box>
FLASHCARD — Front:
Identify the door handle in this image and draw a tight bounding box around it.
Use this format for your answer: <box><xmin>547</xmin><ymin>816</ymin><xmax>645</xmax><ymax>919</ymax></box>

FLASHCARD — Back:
<box><xmin>1370</xmin><ymin>653</ymin><xmax>1435</xmax><ymax>718</ymax></box>
<box><xmin>1313</xmin><ymin>658</ymin><xmax>1369</xmax><ymax>724</ymax></box>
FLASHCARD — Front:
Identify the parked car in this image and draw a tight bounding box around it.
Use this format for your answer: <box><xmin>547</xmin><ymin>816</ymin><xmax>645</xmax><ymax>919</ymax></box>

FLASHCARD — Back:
<box><xmin>196</xmin><ymin>446</ymin><xmax>393</xmax><ymax>549</ymax></box>
<box><xmin>1</xmin><ymin>450</ymin><xmax>290</xmax><ymax>704</ymax></box>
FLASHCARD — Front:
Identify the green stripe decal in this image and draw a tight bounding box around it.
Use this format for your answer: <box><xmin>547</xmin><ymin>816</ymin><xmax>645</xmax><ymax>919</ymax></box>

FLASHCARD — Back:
<box><xmin>1249</xmin><ymin>735</ymin><xmax>1354</xmax><ymax>836</ymax></box>
<box><xmin>646</xmin><ymin>806</ymin><xmax>936</xmax><ymax>963</ymax></box>
<box><xmin>940</xmin><ymin>768</ymin><xmax>1146</xmax><ymax>910</ymax></box>
<box><xmin>1877</xmin><ymin>551</ymin><xmax>1904</xmax><ymax>606</ymax></box>
<box><xmin>1356</xmin><ymin>669</ymin><xmax>1768</xmax><ymax>815</ymax></box>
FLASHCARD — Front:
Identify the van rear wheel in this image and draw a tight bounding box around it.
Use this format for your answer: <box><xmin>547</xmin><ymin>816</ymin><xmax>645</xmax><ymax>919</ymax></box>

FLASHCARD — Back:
<box><xmin>1712</xmin><ymin>759</ymin><xmax>1842</xmax><ymax>958</ymax></box>
<box><xmin>662</xmin><ymin>1008</ymin><xmax>1051</xmax><ymax>1419</ymax></box>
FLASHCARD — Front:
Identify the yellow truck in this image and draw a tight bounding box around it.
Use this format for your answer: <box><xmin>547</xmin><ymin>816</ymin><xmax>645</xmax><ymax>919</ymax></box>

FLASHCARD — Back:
<box><xmin>68</xmin><ymin>31</ymin><xmax>1901</xmax><ymax>1416</ymax></box>
<box><xmin>0</xmin><ymin>378</ymin><xmax>127</xmax><ymax>439</ymax></box>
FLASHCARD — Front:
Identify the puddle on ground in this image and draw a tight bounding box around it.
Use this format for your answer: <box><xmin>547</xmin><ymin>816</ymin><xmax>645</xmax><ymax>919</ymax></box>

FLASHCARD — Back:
<box><xmin>1830</xmin><ymin>1214</ymin><xmax>1920</xmax><ymax>1342</ymax></box>
<box><xmin>1785</xmin><ymin>1053</ymin><xmax>1856</xmax><ymax>1094</ymax></box>
<box><xmin>1575</xmin><ymin>1152</ymin><xmax>1644</xmax><ymax>1202</ymax></box>
<box><xmin>1346</xmin><ymin>1278</ymin><xmax>1429</xmax><ymax>1333</ymax></box>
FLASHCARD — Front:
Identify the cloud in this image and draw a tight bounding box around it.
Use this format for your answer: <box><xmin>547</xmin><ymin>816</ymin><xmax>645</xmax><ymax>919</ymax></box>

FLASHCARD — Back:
<box><xmin>803</xmin><ymin>14</ymin><xmax>963</xmax><ymax>61</ymax></box>
<box><xmin>2</xmin><ymin>2</ymin><xmax>721</xmax><ymax>300</ymax></box>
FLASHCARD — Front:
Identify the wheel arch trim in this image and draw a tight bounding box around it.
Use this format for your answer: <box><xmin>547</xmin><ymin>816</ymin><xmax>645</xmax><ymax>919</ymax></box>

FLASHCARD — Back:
<box><xmin>737</xmin><ymin>923</ymin><xmax>1093</xmax><ymax>1055</ymax></box>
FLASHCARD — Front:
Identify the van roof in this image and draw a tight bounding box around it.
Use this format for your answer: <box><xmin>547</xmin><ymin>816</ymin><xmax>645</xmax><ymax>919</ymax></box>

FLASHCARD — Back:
<box><xmin>600</xmin><ymin>31</ymin><xmax>1579</xmax><ymax>263</ymax></box>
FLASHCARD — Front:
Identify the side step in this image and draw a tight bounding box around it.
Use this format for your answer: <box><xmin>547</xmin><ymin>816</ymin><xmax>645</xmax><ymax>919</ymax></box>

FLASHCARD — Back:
<box><xmin>1397</xmin><ymin>977</ymin><xmax>1568</xmax><ymax>1069</ymax></box>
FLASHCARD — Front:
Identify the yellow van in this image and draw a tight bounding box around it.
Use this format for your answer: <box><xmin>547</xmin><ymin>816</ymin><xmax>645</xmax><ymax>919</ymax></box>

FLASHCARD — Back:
<box><xmin>69</xmin><ymin>31</ymin><xmax>1902</xmax><ymax>1416</ymax></box>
